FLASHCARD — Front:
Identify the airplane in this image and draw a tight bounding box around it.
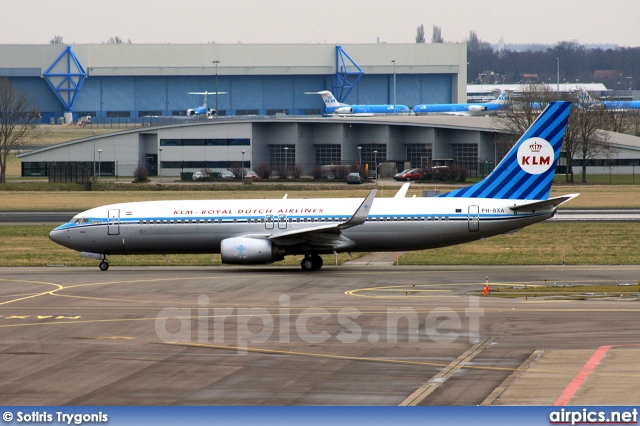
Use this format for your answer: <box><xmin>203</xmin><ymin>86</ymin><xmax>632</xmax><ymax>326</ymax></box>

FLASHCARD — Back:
<box><xmin>305</xmin><ymin>90</ymin><xmax>410</xmax><ymax>116</ymax></box>
<box><xmin>574</xmin><ymin>87</ymin><xmax>640</xmax><ymax>111</ymax></box>
<box><xmin>412</xmin><ymin>89</ymin><xmax>511</xmax><ymax>116</ymax></box>
<box><xmin>186</xmin><ymin>91</ymin><xmax>227</xmax><ymax>116</ymax></box>
<box><xmin>49</xmin><ymin>101</ymin><xmax>575</xmax><ymax>272</ymax></box>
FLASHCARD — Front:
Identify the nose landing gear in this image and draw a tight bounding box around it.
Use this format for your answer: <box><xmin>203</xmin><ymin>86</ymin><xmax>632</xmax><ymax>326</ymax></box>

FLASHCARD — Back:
<box><xmin>99</xmin><ymin>260</ymin><xmax>109</xmax><ymax>271</ymax></box>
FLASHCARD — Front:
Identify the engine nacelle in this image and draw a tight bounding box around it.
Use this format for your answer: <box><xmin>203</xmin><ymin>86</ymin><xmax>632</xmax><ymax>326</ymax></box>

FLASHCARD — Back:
<box><xmin>186</xmin><ymin>109</ymin><xmax>196</xmax><ymax>116</ymax></box>
<box><xmin>334</xmin><ymin>107</ymin><xmax>354</xmax><ymax>114</ymax></box>
<box><xmin>220</xmin><ymin>237</ymin><xmax>285</xmax><ymax>264</ymax></box>
<box><xmin>467</xmin><ymin>105</ymin><xmax>488</xmax><ymax>112</ymax></box>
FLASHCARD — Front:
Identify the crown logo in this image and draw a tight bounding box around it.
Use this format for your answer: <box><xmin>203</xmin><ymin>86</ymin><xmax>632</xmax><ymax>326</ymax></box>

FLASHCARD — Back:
<box><xmin>529</xmin><ymin>141</ymin><xmax>542</xmax><ymax>152</ymax></box>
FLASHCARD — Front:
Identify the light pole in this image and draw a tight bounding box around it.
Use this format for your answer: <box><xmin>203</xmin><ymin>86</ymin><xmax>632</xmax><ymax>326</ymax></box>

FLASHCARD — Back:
<box><xmin>241</xmin><ymin>149</ymin><xmax>245</xmax><ymax>184</ymax></box>
<box><xmin>97</xmin><ymin>149</ymin><xmax>102</xmax><ymax>181</ymax></box>
<box><xmin>283</xmin><ymin>146</ymin><xmax>288</xmax><ymax>178</ymax></box>
<box><xmin>373</xmin><ymin>150</ymin><xmax>378</xmax><ymax>185</ymax></box>
<box><xmin>391</xmin><ymin>60</ymin><xmax>396</xmax><ymax>115</ymax></box>
<box><xmin>158</xmin><ymin>147</ymin><xmax>163</xmax><ymax>183</ymax></box>
<box><xmin>212</xmin><ymin>60</ymin><xmax>220</xmax><ymax>117</ymax></box>
<box><xmin>556</xmin><ymin>57</ymin><xmax>560</xmax><ymax>97</ymax></box>
<box><xmin>358</xmin><ymin>146</ymin><xmax>362</xmax><ymax>166</ymax></box>
<box><xmin>92</xmin><ymin>130</ymin><xmax>96</xmax><ymax>181</ymax></box>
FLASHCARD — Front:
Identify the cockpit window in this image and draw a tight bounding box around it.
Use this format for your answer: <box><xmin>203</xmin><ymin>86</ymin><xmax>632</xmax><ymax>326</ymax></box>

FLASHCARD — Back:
<box><xmin>82</xmin><ymin>217</ymin><xmax>90</xmax><ymax>224</ymax></box>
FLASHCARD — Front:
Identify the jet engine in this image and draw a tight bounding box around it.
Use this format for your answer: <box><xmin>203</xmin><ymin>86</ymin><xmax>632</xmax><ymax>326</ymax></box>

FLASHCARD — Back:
<box><xmin>220</xmin><ymin>237</ymin><xmax>285</xmax><ymax>264</ymax></box>
<box><xmin>186</xmin><ymin>109</ymin><xmax>196</xmax><ymax>116</ymax></box>
<box><xmin>334</xmin><ymin>107</ymin><xmax>354</xmax><ymax>114</ymax></box>
<box><xmin>467</xmin><ymin>105</ymin><xmax>488</xmax><ymax>112</ymax></box>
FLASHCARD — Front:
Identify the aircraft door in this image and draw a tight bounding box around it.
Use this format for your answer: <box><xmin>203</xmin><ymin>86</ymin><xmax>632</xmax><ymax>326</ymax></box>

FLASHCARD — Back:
<box><xmin>265</xmin><ymin>214</ymin><xmax>274</xmax><ymax>230</ymax></box>
<box><xmin>108</xmin><ymin>209</ymin><xmax>120</xmax><ymax>235</ymax></box>
<box><xmin>278</xmin><ymin>214</ymin><xmax>288</xmax><ymax>229</ymax></box>
<box><xmin>468</xmin><ymin>205</ymin><xmax>479</xmax><ymax>232</ymax></box>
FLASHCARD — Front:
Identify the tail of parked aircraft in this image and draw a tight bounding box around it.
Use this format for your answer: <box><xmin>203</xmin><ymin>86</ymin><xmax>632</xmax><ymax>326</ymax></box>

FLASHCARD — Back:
<box><xmin>489</xmin><ymin>89</ymin><xmax>511</xmax><ymax>104</ymax></box>
<box><xmin>439</xmin><ymin>101</ymin><xmax>572</xmax><ymax>201</ymax></box>
<box><xmin>575</xmin><ymin>87</ymin><xmax>594</xmax><ymax>103</ymax></box>
<box><xmin>305</xmin><ymin>90</ymin><xmax>345</xmax><ymax>108</ymax></box>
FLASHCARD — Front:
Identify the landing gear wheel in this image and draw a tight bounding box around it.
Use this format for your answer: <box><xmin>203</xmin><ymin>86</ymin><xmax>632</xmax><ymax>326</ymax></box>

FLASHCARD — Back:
<box><xmin>301</xmin><ymin>256</ymin><xmax>315</xmax><ymax>271</ymax></box>
<box><xmin>300</xmin><ymin>254</ymin><xmax>323</xmax><ymax>271</ymax></box>
<box><xmin>311</xmin><ymin>254</ymin><xmax>323</xmax><ymax>270</ymax></box>
<box><xmin>99</xmin><ymin>261</ymin><xmax>109</xmax><ymax>271</ymax></box>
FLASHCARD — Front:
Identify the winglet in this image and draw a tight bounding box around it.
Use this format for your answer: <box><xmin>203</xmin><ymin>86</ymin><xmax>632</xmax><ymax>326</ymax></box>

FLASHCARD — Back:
<box><xmin>394</xmin><ymin>183</ymin><xmax>411</xmax><ymax>198</ymax></box>
<box><xmin>341</xmin><ymin>189</ymin><xmax>376</xmax><ymax>229</ymax></box>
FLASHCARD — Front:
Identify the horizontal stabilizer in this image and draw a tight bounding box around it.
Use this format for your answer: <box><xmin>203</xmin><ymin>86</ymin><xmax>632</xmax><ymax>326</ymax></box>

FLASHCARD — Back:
<box><xmin>510</xmin><ymin>194</ymin><xmax>579</xmax><ymax>212</ymax></box>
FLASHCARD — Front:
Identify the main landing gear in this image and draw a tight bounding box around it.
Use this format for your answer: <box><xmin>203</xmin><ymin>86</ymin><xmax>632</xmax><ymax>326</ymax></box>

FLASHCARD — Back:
<box><xmin>99</xmin><ymin>260</ymin><xmax>110</xmax><ymax>271</ymax></box>
<box><xmin>300</xmin><ymin>254</ymin><xmax>323</xmax><ymax>271</ymax></box>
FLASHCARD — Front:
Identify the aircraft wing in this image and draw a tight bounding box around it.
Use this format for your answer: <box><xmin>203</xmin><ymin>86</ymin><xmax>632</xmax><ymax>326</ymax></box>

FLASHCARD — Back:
<box><xmin>266</xmin><ymin>190</ymin><xmax>376</xmax><ymax>246</ymax></box>
<box><xmin>509</xmin><ymin>194</ymin><xmax>579</xmax><ymax>212</ymax></box>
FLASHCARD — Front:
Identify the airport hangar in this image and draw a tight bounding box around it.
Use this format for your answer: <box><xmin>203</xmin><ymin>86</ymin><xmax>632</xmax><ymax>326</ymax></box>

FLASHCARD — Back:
<box><xmin>10</xmin><ymin>43</ymin><xmax>640</xmax><ymax>178</ymax></box>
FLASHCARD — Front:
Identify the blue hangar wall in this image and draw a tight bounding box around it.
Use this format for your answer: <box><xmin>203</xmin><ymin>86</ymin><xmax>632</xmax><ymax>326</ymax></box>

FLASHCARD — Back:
<box><xmin>46</xmin><ymin>74</ymin><xmax>453</xmax><ymax>120</ymax></box>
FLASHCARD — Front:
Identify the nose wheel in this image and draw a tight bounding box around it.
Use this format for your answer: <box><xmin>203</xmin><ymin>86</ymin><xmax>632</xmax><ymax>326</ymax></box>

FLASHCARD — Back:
<box><xmin>99</xmin><ymin>260</ymin><xmax>110</xmax><ymax>271</ymax></box>
<box><xmin>300</xmin><ymin>254</ymin><xmax>323</xmax><ymax>271</ymax></box>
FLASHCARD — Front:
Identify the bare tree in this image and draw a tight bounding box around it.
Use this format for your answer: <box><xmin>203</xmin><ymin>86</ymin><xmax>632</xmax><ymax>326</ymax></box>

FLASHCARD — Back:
<box><xmin>0</xmin><ymin>78</ymin><xmax>41</xmax><ymax>183</ymax></box>
<box><xmin>49</xmin><ymin>35</ymin><xmax>64</xmax><ymax>44</ymax></box>
<box><xmin>415</xmin><ymin>25</ymin><xmax>425</xmax><ymax>43</ymax></box>
<box><xmin>570</xmin><ymin>103</ymin><xmax>615</xmax><ymax>183</ymax></box>
<box><xmin>107</xmin><ymin>36</ymin><xmax>132</xmax><ymax>44</ymax></box>
<box><xmin>431</xmin><ymin>25</ymin><xmax>443</xmax><ymax>43</ymax></box>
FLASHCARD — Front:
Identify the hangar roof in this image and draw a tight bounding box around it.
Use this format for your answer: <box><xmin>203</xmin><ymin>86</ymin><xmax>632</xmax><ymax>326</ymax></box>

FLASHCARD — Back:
<box><xmin>0</xmin><ymin>43</ymin><xmax>466</xmax><ymax>77</ymax></box>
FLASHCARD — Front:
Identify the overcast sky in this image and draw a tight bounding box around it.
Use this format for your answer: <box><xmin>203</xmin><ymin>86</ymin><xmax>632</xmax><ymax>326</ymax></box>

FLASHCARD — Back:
<box><xmin>2</xmin><ymin>0</ymin><xmax>639</xmax><ymax>47</ymax></box>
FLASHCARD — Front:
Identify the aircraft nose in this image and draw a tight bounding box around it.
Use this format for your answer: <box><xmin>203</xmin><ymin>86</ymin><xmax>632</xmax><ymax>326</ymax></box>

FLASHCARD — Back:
<box><xmin>49</xmin><ymin>227</ymin><xmax>67</xmax><ymax>245</ymax></box>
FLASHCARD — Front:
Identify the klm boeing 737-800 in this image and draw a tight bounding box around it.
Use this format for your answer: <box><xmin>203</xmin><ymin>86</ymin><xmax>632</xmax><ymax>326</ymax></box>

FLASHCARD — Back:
<box><xmin>50</xmin><ymin>102</ymin><xmax>575</xmax><ymax>271</ymax></box>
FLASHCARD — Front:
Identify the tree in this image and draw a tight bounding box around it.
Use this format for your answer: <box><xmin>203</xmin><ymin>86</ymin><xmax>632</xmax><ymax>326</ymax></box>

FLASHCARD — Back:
<box><xmin>569</xmin><ymin>102</ymin><xmax>615</xmax><ymax>183</ymax></box>
<box><xmin>415</xmin><ymin>24</ymin><xmax>425</xmax><ymax>43</ymax></box>
<box><xmin>107</xmin><ymin>36</ymin><xmax>132</xmax><ymax>44</ymax></box>
<box><xmin>431</xmin><ymin>25</ymin><xmax>443</xmax><ymax>43</ymax></box>
<box><xmin>50</xmin><ymin>35</ymin><xmax>64</xmax><ymax>44</ymax></box>
<box><xmin>0</xmin><ymin>78</ymin><xmax>41</xmax><ymax>183</ymax></box>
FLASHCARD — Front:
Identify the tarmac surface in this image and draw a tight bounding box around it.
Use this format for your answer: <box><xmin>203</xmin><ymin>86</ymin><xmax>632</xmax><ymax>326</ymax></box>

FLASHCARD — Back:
<box><xmin>1</xmin><ymin>264</ymin><xmax>640</xmax><ymax>406</ymax></box>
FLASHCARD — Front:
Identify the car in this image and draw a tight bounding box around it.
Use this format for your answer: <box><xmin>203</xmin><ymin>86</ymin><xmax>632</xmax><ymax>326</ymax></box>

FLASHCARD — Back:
<box><xmin>220</xmin><ymin>170</ymin><xmax>235</xmax><ymax>179</ymax></box>
<box><xmin>244</xmin><ymin>170</ymin><xmax>260</xmax><ymax>180</ymax></box>
<box><xmin>393</xmin><ymin>168</ymin><xmax>423</xmax><ymax>181</ymax></box>
<box><xmin>347</xmin><ymin>172</ymin><xmax>363</xmax><ymax>184</ymax></box>
<box><xmin>192</xmin><ymin>171</ymin><xmax>208</xmax><ymax>180</ymax></box>
<box><xmin>392</xmin><ymin>169</ymin><xmax>412</xmax><ymax>180</ymax></box>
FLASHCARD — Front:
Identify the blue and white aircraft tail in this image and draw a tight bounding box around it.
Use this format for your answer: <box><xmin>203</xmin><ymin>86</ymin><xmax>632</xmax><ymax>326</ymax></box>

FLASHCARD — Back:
<box><xmin>306</xmin><ymin>90</ymin><xmax>410</xmax><ymax>116</ymax></box>
<box><xmin>49</xmin><ymin>102</ymin><xmax>576</xmax><ymax>272</ymax></box>
<box><xmin>186</xmin><ymin>91</ymin><xmax>227</xmax><ymax>116</ymax></box>
<box><xmin>440</xmin><ymin>101</ymin><xmax>572</xmax><ymax>201</ymax></box>
<box><xmin>413</xmin><ymin>89</ymin><xmax>511</xmax><ymax>116</ymax></box>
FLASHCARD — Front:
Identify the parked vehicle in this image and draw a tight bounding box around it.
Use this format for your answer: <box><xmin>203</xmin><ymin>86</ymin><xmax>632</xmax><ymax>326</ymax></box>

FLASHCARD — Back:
<box><xmin>220</xmin><ymin>170</ymin><xmax>235</xmax><ymax>179</ymax></box>
<box><xmin>244</xmin><ymin>170</ymin><xmax>260</xmax><ymax>180</ymax></box>
<box><xmin>393</xmin><ymin>168</ymin><xmax>423</xmax><ymax>181</ymax></box>
<box><xmin>192</xmin><ymin>171</ymin><xmax>209</xmax><ymax>180</ymax></box>
<box><xmin>347</xmin><ymin>172</ymin><xmax>364</xmax><ymax>184</ymax></box>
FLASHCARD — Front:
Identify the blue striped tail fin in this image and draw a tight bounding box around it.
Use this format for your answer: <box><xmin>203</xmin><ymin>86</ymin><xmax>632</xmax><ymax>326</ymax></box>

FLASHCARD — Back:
<box><xmin>439</xmin><ymin>101</ymin><xmax>572</xmax><ymax>200</ymax></box>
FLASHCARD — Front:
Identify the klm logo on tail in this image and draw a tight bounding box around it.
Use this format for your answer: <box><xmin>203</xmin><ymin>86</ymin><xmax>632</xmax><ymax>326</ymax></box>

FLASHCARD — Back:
<box><xmin>440</xmin><ymin>101</ymin><xmax>572</xmax><ymax>200</ymax></box>
<box><xmin>517</xmin><ymin>138</ymin><xmax>554</xmax><ymax>174</ymax></box>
